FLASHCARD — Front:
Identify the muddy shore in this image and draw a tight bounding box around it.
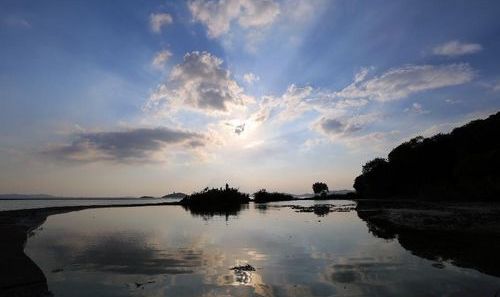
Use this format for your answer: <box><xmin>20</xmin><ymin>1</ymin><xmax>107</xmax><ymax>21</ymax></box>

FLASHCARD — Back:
<box><xmin>356</xmin><ymin>199</ymin><xmax>500</xmax><ymax>277</ymax></box>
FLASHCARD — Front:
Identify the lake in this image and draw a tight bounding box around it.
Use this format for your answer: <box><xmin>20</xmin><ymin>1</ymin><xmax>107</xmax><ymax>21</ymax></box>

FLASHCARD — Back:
<box><xmin>0</xmin><ymin>197</ymin><xmax>179</xmax><ymax>211</ymax></box>
<box><xmin>24</xmin><ymin>200</ymin><xmax>500</xmax><ymax>297</ymax></box>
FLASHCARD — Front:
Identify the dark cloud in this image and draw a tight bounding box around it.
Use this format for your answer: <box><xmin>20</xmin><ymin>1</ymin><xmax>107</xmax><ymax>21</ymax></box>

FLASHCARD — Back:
<box><xmin>44</xmin><ymin>127</ymin><xmax>207</xmax><ymax>163</ymax></box>
<box><xmin>320</xmin><ymin>118</ymin><xmax>344</xmax><ymax>133</ymax></box>
<box><xmin>234</xmin><ymin>123</ymin><xmax>245</xmax><ymax>135</ymax></box>
<box><xmin>316</xmin><ymin>114</ymin><xmax>379</xmax><ymax>137</ymax></box>
<box><xmin>319</xmin><ymin>118</ymin><xmax>362</xmax><ymax>135</ymax></box>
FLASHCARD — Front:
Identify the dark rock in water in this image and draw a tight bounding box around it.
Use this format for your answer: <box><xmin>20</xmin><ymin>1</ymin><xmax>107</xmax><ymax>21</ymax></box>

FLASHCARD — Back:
<box><xmin>51</xmin><ymin>268</ymin><xmax>64</xmax><ymax>273</ymax></box>
<box><xmin>230</xmin><ymin>264</ymin><xmax>256</xmax><ymax>271</ymax></box>
<box><xmin>432</xmin><ymin>262</ymin><xmax>445</xmax><ymax>269</ymax></box>
<box><xmin>134</xmin><ymin>280</ymin><xmax>155</xmax><ymax>289</ymax></box>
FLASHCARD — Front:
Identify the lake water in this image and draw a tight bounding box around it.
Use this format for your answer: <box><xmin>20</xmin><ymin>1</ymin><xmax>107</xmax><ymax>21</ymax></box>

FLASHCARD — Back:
<box><xmin>0</xmin><ymin>197</ymin><xmax>179</xmax><ymax>211</ymax></box>
<box><xmin>25</xmin><ymin>200</ymin><xmax>500</xmax><ymax>297</ymax></box>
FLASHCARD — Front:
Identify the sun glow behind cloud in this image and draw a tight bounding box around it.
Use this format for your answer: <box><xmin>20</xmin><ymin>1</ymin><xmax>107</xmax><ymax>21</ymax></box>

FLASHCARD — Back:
<box><xmin>1</xmin><ymin>0</ymin><xmax>500</xmax><ymax>196</ymax></box>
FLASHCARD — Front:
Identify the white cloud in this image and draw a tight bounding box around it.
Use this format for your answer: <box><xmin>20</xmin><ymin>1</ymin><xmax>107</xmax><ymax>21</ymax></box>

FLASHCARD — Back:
<box><xmin>146</xmin><ymin>51</ymin><xmax>253</xmax><ymax>115</ymax></box>
<box><xmin>188</xmin><ymin>0</ymin><xmax>280</xmax><ymax>38</ymax></box>
<box><xmin>150</xmin><ymin>13</ymin><xmax>173</xmax><ymax>33</ymax></box>
<box><xmin>282</xmin><ymin>0</ymin><xmax>326</xmax><ymax>23</ymax></box>
<box><xmin>404</xmin><ymin>102</ymin><xmax>429</xmax><ymax>114</ymax></box>
<box><xmin>445</xmin><ymin>98</ymin><xmax>460</xmax><ymax>104</ymax></box>
<box><xmin>152</xmin><ymin>50</ymin><xmax>172</xmax><ymax>69</ymax></box>
<box><xmin>3</xmin><ymin>16</ymin><xmax>31</xmax><ymax>28</ymax></box>
<box><xmin>337</xmin><ymin>64</ymin><xmax>475</xmax><ymax>102</ymax></box>
<box><xmin>493</xmin><ymin>81</ymin><xmax>500</xmax><ymax>92</ymax></box>
<box><xmin>243</xmin><ymin>72</ymin><xmax>260</xmax><ymax>84</ymax></box>
<box><xmin>433</xmin><ymin>40</ymin><xmax>482</xmax><ymax>57</ymax></box>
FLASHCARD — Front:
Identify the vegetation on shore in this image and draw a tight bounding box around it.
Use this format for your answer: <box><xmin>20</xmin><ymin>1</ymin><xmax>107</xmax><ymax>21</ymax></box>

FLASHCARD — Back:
<box><xmin>354</xmin><ymin>111</ymin><xmax>500</xmax><ymax>201</ymax></box>
<box><xmin>253</xmin><ymin>189</ymin><xmax>294</xmax><ymax>203</ymax></box>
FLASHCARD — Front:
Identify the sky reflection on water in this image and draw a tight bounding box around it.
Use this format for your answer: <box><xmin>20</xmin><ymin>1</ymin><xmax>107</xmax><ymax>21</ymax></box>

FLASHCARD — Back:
<box><xmin>25</xmin><ymin>200</ymin><xmax>500</xmax><ymax>297</ymax></box>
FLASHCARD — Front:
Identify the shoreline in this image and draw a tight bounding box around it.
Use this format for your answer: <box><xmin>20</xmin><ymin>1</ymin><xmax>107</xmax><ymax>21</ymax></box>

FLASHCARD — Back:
<box><xmin>355</xmin><ymin>199</ymin><xmax>500</xmax><ymax>277</ymax></box>
<box><xmin>3</xmin><ymin>198</ymin><xmax>500</xmax><ymax>295</ymax></box>
<box><xmin>0</xmin><ymin>201</ymin><xmax>180</xmax><ymax>297</ymax></box>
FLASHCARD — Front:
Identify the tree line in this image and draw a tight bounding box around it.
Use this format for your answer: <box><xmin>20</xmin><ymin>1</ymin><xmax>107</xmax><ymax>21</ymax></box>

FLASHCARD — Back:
<box><xmin>354</xmin><ymin>111</ymin><xmax>500</xmax><ymax>201</ymax></box>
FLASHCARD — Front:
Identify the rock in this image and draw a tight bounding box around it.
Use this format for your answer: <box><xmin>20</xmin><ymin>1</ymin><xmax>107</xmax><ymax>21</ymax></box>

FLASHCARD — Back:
<box><xmin>230</xmin><ymin>264</ymin><xmax>256</xmax><ymax>271</ymax></box>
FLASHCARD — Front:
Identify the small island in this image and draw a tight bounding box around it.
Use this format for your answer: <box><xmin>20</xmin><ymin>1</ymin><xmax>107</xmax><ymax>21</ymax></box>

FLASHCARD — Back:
<box><xmin>179</xmin><ymin>184</ymin><xmax>250</xmax><ymax>218</ymax></box>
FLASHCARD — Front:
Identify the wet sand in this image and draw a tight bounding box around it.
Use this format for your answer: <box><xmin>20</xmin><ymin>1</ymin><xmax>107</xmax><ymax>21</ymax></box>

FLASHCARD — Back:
<box><xmin>0</xmin><ymin>202</ymin><xmax>178</xmax><ymax>297</ymax></box>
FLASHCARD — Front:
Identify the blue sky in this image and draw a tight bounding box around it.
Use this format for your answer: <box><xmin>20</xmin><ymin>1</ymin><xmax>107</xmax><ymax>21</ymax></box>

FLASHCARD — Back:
<box><xmin>1</xmin><ymin>0</ymin><xmax>500</xmax><ymax>196</ymax></box>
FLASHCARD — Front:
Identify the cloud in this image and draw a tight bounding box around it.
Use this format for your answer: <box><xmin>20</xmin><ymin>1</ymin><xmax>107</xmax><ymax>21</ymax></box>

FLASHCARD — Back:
<box><xmin>493</xmin><ymin>81</ymin><xmax>500</xmax><ymax>92</ymax></box>
<box><xmin>243</xmin><ymin>72</ymin><xmax>260</xmax><ymax>84</ymax></box>
<box><xmin>152</xmin><ymin>50</ymin><xmax>172</xmax><ymax>69</ymax></box>
<box><xmin>234</xmin><ymin>123</ymin><xmax>245</xmax><ymax>135</ymax></box>
<box><xmin>282</xmin><ymin>0</ymin><xmax>326</xmax><ymax>23</ymax></box>
<box><xmin>404</xmin><ymin>102</ymin><xmax>429</xmax><ymax>114</ymax></box>
<box><xmin>150</xmin><ymin>13</ymin><xmax>173</xmax><ymax>33</ymax></box>
<box><xmin>337</xmin><ymin>64</ymin><xmax>475</xmax><ymax>102</ymax></box>
<box><xmin>44</xmin><ymin>127</ymin><xmax>208</xmax><ymax>163</ymax></box>
<box><xmin>252</xmin><ymin>84</ymin><xmax>315</xmax><ymax>123</ymax></box>
<box><xmin>314</xmin><ymin>113</ymin><xmax>380</xmax><ymax>138</ymax></box>
<box><xmin>147</xmin><ymin>51</ymin><xmax>253</xmax><ymax>114</ymax></box>
<box><xmin>433</xmin><ymin>40</ymin><xmax>482</xmax><ymax>57</ymax></box>
<box><xmin>3</xmin><ymin>16</ymin><xmax>31</xmax><ymax>28</ymax></box>
<box><xmin>188</xmin><ymin>0</ymin><xmax>280</xmax><ymax>38</ymax></box>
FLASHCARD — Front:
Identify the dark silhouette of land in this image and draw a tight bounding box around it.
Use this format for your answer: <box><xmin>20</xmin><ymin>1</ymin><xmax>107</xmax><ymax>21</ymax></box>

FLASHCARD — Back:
<box><xmin>253</xmin><ymin>189</ymin><xmax>294</xmax><ymax>203</ymax></box>
<box><xmin>180</xmin><ymin>184</ymin><xmax>250</xmax><ymax>218</ymax></box>
<box><xmin>352</xmin><ymin>111</ymin><xmax>500</xmax><ymax>277</ymax></box>
<box><xmin>162</xmin><ymin>192</ymin><xmax>187</xmax><ymax>199</ymax></box>
<box><xmin>354</xmin><ymin>111</ymin><xmax>500</xmax><ymax>201</ymax></box>
<box><xmin>356</xmin><ymin>199</ymin><xmax>500</xmax><ymax>277</ymax></box>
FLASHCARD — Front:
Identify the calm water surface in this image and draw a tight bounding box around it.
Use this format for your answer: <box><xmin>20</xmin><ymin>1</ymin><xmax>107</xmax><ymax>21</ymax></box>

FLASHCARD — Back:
<box><xmin>25</xmin><ymin>200</ymin><xmax>500</xmax><ymax>297</ymax></box>
<box><xmin>0</xmin><ymin>198</ymin><xmax>178</xmax><ymax>211</ymax></box>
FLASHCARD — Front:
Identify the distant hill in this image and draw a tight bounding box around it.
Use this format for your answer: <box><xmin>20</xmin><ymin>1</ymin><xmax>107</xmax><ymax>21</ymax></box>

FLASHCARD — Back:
<box><xmin>354</xmin><ymin>111</ymin><xmax>500</xmax><ymax>201</ymax></box>
<box><xmin>162</xmin><ymin>192</ymin><xmax>187</xmax><ymax>199</ymax></box>
<box><xmin>0</xmin><ymin>194</ymin><xmax>55</xmax><ymax>199</ymax></box>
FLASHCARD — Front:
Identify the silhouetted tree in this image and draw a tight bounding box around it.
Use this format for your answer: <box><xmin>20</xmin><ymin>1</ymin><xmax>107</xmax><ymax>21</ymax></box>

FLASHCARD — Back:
<box><xmin>312</xmin><ymin>182</ymin><xmax>329</xmax><ymax>194</ymax></box>
<box><xmin>353</xmin><ymin>111</ymin><xmax>500</xmax><ymax>201</ymax></box>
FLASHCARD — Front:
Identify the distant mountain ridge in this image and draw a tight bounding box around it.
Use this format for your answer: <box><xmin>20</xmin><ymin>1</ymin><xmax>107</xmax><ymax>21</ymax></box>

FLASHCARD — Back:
<box><xmin>162</xmin><ymin>192</ymin><xmax>187</xmax><ymax>199</ymax></box>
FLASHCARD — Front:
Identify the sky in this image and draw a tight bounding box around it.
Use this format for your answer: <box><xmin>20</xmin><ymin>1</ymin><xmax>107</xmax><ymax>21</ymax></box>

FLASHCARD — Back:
<box><xmin>1</xmin><ymin>0</ymin><xmax>500</xmax><ymax>197</ymax></box>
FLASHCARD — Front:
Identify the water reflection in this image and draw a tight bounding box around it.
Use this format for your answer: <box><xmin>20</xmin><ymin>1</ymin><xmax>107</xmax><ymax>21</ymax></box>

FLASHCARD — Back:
<box><xmin>181</xmin><ymin>203</ymin><xmax>248</xmax><ymax>220</ymax></box>
<box><xmin>358</xmin><ymin>208</ymin><xmax>500</xmax><ymax>278</ymax></box>
<box><xmin>254</xmin><ymin>202</ymin><xmax>356</xmax><ymax>217</ymax></box>
<box><xmin>18</xmin><ymin>201</ymin><xmax>500</xmax><ymax>297</ymax></box>
<box><xmin>72</xmin><ymin>234</ymin><xmax>201</xmax><ymax>275</ymax></box>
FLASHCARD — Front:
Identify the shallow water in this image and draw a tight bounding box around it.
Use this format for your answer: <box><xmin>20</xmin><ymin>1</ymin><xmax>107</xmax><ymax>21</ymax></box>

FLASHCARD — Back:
<box><xmin>25</xmin><ymin>200</ymin><xmax>500</xmax><ymax>297</ymax></box>
<box><xmin>0</xmin><ymin>197</ymin><xmax>178</xmax><ymax>211</ymax></box>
